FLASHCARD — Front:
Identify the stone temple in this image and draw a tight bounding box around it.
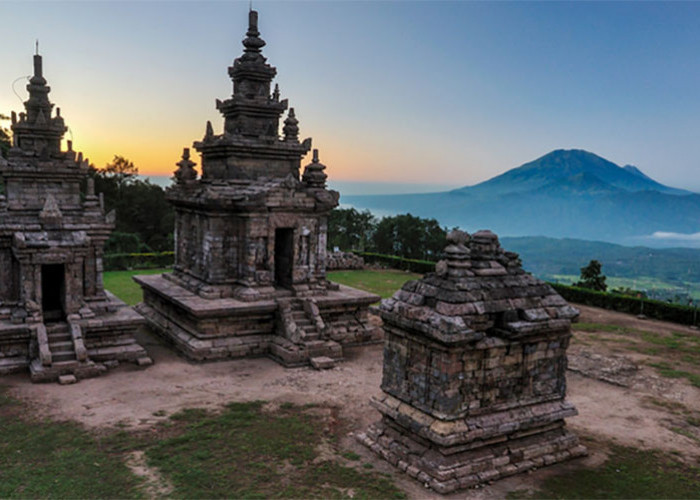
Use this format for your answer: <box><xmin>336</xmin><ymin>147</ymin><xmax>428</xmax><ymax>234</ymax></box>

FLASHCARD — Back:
<box><xmin>135</xmin><ymin>11</ymin><xmax>381</xmax><ymax>368</ymax></box>
<box><xmin>358</xmin><ymin>230</ymin><xmax>586</xmax><ymax>493</ymax></box>
<box><xmin>0</xmin><ymin>53</ymin><xmax>151</xmax><ymax>382</ymax></box>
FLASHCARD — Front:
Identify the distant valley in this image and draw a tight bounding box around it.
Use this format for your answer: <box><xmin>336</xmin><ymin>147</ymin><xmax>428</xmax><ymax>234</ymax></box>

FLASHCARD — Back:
<box><xmin>343</xmin><ymin>149</ymin><xmax>700</xmax><ymax>248</ymax></box>
<box><xmin>503</xmin><ymin>236</ymin><xmax>700</xmax><ymax>301</ymax></box>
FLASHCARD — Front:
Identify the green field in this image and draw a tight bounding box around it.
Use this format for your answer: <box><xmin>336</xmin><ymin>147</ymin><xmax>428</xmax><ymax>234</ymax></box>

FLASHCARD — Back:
<box><xmin>104</xmin><ymin>268</ymin><xmax>422</xmax><ymax>305</ymax></box>
<box><xmin>103</xmin><ymin>268</ymin><xmax>169</xmax><ymax>306</ymax></box>
<box><xmin>327</xmin><ymin>269</ymin><xmax>421</xmax><ymax>298</ymax></box>
<box><xmin>549</xmin><ymin>274</ymin><xmax>700</xmax><ymax>301</ymax></box>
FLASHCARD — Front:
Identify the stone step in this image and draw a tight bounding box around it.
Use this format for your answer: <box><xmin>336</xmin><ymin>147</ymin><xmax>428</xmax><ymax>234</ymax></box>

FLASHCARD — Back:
<box><xmin>58</xmin><ymin>374</ymin><xmax>77</xmax><ymax>385</ymax></box>
<box><xmin>310</xmin><ymin>356</ymin><xmax>336</xmax><ymax>370</ymax></box>
<box><xmin>52</xmin><ymin>350</ymin><xmax>77</xmax><ymax>363</ymax></box>
<box><xmin>305</xmin><ymin>340</ymin><xmax>342</xmax><ymax>359</ymax></box>
<box><xmin>30</xmin><ymin>357</ymin><xmax>106</xmax><ymax>383</ymax></box>
<box><xmin>295</xmin><ymin>319</ymin><xmax>312</xmax><ymax>327</ymax></box>
<box><xmin>48</xmin><ymin>340</ymin><xmax>73</xmax><ymax>351</ymax></box>
<box><xmin>47</xmin><ymin>331</ymin><xmax>72</xmax><ymax>341</ymax></box>
<box><xmin>46</xmin><ymin>323</ymin><xmax>70</xmax><ymax>334</ymax></box>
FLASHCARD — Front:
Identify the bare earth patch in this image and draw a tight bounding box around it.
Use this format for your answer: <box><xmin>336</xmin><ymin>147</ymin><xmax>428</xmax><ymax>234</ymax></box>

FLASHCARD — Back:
<box><xmin>125</xmin><ymin>450</ymin><xmax>174</xmax><ymax>498</ymax></box>
<box><xmin>5</xmin><ymin>304</ymin><xmax>700</xmax><ymax>498</ymax></box>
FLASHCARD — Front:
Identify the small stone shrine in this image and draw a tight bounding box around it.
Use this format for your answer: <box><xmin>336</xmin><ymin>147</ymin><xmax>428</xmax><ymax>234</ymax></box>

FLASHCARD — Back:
<box><xmin>358</xmin><ymin>230</ymin><xmax>586</xmax><ymax>493</ymax></box>
<box><xmin>135</xmin><ymin>11</ymin><xmax>380</xmax><ymax>368</ymax></box>
<box><xmin>0</xmin><ymin>52</ymin><xmax>151</xmax><ymax>382</ymax></box>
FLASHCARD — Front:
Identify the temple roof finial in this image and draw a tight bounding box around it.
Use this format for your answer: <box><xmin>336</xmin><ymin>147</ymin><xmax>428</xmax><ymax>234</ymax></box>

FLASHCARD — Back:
<box><xmin>242</xmin><ymin>9</ymin><xmax>265</xmax><ymax>54</ymax></box>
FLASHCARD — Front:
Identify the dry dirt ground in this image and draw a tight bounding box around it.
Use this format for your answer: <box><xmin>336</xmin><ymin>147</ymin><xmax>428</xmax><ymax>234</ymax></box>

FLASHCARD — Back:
<box><xmin>4</xmin><ymin>305</ymin><xmax>700</xmax><ymax>499</ymax></box>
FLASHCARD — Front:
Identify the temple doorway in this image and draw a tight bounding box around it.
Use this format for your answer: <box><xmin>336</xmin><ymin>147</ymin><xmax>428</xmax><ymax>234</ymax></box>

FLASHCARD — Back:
<box><xmin>41</xmin><ymin>264</ymin><xmax>65</xmax><ymax>321</ymax></box>
<box><xmin>274</xmin><ymin>228</ymin><xmax>294</xmax><ymax>289</ymax></box>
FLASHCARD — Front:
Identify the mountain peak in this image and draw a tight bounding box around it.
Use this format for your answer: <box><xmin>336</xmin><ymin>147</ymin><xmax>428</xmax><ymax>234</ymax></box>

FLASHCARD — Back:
<box><xmin>622</xmin><ymin>164</ymin><xmax>652</xmax><ymax>180</ymax></box>
<box><xmin>454</xmin><ymin>149</ymin><xmax>689</xmax><ymax>197</ymax></box>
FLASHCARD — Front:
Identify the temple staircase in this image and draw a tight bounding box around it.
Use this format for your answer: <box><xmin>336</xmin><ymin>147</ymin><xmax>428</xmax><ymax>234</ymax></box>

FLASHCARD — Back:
<box><xmin>29</xmin><ymin>321</ymin><xmax>103</xmax><ymax>383</ymax></box>
<box><xmin>273</xmin><ymin>298</ymin><xmax>342</xmax><ymax>369</ymax></box>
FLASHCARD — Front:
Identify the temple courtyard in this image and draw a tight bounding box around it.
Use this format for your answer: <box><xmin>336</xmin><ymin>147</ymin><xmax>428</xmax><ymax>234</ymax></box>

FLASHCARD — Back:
<box><xmin>1</xmin><ymin>288</ymin><xmax>699</xmax><ymax>498</ymax></box>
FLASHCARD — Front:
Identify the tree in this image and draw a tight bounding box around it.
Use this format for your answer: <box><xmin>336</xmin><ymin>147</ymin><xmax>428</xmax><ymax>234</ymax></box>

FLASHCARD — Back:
<box><xmin>101</xmin><ymin>155</ymin><xmax>138</xmax><ymax>190</ymax></box>
<box><xmin>327</xmin><ymin>208</ymin><xmax>376</xmax><ymax>251</ymax></box>
<box><xmin>575</xmin><ymin>259</ymin><xmax>607</xmax><ymax>291</ymax></box>
<box><xmin>371</xmin><ymin>214</ymin><xmax>446</xmax><ymax>260</ymax></box>
<box><xmin>90</xmin><ymin>156</ymin><xmax>174</xmax><ymax>252</ymax></box>
<box><xmin>0</xmin><ymin>113</ymin><xmax>11</xmax><ymax>158</ymax></box>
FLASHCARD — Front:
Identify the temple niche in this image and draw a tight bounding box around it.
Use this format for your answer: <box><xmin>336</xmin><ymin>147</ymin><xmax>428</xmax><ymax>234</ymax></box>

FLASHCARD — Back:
<box><xmin>0</xmin><ymin>53</ymin><xmax>151</xmax><ymax>383</ymax></box>
<box><xmin>358</xmin><ymin>230</ymin><xmax>586</xmax><ymax>493</ymax></box>
<box><xmin>135</xmin><ymin>11</ymin><xmax>381</xmax><ymax>368</ymax></box>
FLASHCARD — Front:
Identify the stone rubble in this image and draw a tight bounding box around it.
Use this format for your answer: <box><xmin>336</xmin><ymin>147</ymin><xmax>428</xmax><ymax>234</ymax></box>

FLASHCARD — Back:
<box><xmin>326</xmin><ymin>251</ymin><xmax>364</xmax><ymax>270</ymax></box>
<box><xmin>358</xmin><ymin>229</ymin><xmax>586</xmax><ymax>493</ymax></box>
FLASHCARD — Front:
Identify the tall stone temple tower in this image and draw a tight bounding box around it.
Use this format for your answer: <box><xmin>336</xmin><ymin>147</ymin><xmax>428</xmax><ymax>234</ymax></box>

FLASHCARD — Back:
<box><xmin>135</xmin><ymin>11</ymin><xmax>381</xmax><ymax>367</ymax></box>
<box><xmin>0</xmin><ymin>52</ymin><xmax>151</xmax><ymax>382</ymax></box>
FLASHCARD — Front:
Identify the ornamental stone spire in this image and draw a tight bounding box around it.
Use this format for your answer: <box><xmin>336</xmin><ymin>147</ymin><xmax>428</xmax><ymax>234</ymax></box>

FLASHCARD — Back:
<box><xmin>283</xmin><ymin>108</ymin><xmax>299</xmax><ymax>142</ymax></box>
<box><xmin>302</xmin><ymin>149</ymin><xmax>328</xmax><ymax>188</ymax></box>
<box><xmin>11</xmin><ymin>52</ymin><xmax>67</xmax><ymax>156</ymax></box>
<box><xmin>194</xmin><ymin>9</ymin><xmax>312</xmax><ymax>180</ymax></box>
<box><xmin>0</xmin><ymin>52</ymin><xmax>151</xmax><ymax>382</ymax></box>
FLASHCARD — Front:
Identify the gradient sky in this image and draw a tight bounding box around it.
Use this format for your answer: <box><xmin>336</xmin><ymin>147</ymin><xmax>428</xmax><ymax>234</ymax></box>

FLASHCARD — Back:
<box><xmin>2</xmin><ymin>1</ymin><xmax>700</xmax><ymax>191</ymax></box>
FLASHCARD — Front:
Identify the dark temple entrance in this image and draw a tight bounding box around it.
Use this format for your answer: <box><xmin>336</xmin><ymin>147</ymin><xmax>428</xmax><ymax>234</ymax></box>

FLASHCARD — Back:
<box><xmin>274</xmin><ymin>228</ymin><xmax>294</xmax><ymax>289</ymax></box>
<box><xmin>42</xmin><ymin>264</ymin><xmax>65</xmax><ymax>321</ymax></box>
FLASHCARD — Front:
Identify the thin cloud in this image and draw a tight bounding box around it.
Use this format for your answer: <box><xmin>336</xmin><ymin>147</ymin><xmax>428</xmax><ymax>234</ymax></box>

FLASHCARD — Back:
<box><xmin>649</xmin><ymin>231</ymin><xmax>700</xmax><ymax>241</ymax></box>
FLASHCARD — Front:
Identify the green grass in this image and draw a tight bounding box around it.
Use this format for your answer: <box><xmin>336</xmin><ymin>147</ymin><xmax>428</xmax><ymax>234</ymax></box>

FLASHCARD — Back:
<box><xmin>103</xmin><ymin>268</ymin><xmax>420</xmax><ymax>305</ymax></box>
<box><xmin>144</xmin><ymin>401</ymin><xmax>405</xmax><ymax>499</ymax></box>
<box><xmin>572</xmin><ymin>322</ymin><xmax>636</xmax><ymax>334</ymax></box>
<box><xmin>103</xmin><ymin>268</ymin><xmax>169</xmax><ymax>305</ymax></box>
<box><xmin>0</xmin><ymin>388</ymin><xmax>144</xmax><ymax>499</ymax></box>
<box><xmin>0</xmin><ymin>387</ymin><xmax>404</xmax><ymax>499</ymax></box>
<box><xmin>647</xmin><ymin>361</ymin><xmax>700</xmax><ymax>388</ymax></box>
<box><xmin>509</xmin><ymin>442</ymin><xmax>700</xmax><ymax>499</ymax></box>
<box><xmin>327</xmin><ymin>269</ymin><xmax>421</xmax><ymax>298</ymax></box>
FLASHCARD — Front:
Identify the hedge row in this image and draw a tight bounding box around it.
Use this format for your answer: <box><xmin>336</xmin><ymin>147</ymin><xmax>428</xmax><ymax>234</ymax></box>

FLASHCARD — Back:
<box><xmin>354</xmin><ymin>253</ymin><xmax>700</xmax><ymax>326</ymax></box>
<box><xmin>104</xmin><ymin>251</ymin><xmax>174</xmax><ymax>271</ymax></box>
<box><xmin>356</xmin><ymin>252</ymin><xmax>435</xmax><ymax>274</ymax></box>
<box><xmin>551</xmin><ymin>283</ymin><xmax>699</xmax><ymax>326</ymax></box>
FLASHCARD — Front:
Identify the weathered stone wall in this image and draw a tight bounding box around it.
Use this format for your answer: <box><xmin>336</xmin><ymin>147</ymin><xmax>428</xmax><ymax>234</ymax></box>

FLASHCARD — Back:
<box><xmin>0</xmin><ymin>324</ymin><xmax>31</xmax><ymax>374</ymax></box>
<box><xmin>5</xmin><ymin>177</ymin><xmax>82</xmax><ymax>210</ymax></box>
<box><xmin>381</xmin><ymin>325</ymin><xmax>570</xmax><ymax>419</ymax></box>
<box><xmin>326</xmin><ymin>251</ymin><xmax>364</xmax><ymax>270</ymax></box>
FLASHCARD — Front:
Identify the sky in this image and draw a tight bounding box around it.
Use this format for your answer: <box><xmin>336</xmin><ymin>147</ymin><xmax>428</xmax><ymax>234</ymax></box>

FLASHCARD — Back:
<box><xmin>2</xmin><ymin>1</ymin><xmax>700</xmax><ymax>191</ymax></box>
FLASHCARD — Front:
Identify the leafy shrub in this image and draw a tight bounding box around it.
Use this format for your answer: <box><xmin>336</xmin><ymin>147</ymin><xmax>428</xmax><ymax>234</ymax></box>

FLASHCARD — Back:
<box><xmin>552</xmin><ymin>283</ymin><xmax>699</xmax><ymax>326</ymax></box>
<box><xmin>104</xmin><ymin>251</ymin><xmax>174</xmax><ymax>271</ymax></box>
<box><xmin>356</xmin><ymin>252</ymin><xmax>435</xmax><ymax>274</ymax></box>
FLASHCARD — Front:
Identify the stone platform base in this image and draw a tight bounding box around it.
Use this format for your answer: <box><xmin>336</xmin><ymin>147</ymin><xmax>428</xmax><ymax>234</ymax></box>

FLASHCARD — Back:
<box><xmin>357</xmin><ymin>420</ymin><xmax>587</xmax><ymax>494</ymax></box>
<box><xmin>134</xmin><ymin>273</ymin><xmax>382</xmax><ymax>367</ymax></box>
<box><xmin>29</xmin><ymin>357</ymin><xmax>105</xmax><ymax>383</ymax></box>
<box><xmin>0</xmin><ymin>293</ymin><xmax>151</xmax><ymax>383</ymax></box>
